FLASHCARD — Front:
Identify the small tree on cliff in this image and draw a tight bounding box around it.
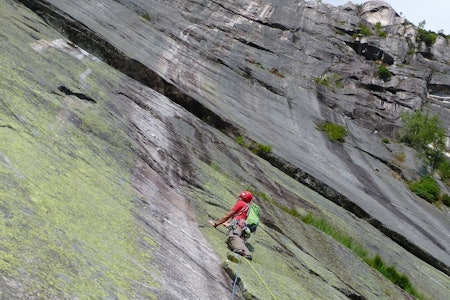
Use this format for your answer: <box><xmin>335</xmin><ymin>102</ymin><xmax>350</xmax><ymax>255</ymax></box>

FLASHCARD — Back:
<box><xmin>400</xmin><ymin>110</ymin><xmax>447</xmax><ymax>171</ymax></box>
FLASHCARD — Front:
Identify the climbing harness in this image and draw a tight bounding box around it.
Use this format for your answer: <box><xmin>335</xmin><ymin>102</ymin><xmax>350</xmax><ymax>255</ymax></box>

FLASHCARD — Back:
<box><xmin>225</xmin><ymin>219</ymin><xmax>250</xmax><ymax>240</ymax></box>
<box><xmin>225</xmin><ymin>219</ymin><xmax>239</xmax><ymax>235</ymax></box>
<box><xmin>231</xmin><ymin>254</ymin><xmax>242</xmax><ymax>300</ymax></box>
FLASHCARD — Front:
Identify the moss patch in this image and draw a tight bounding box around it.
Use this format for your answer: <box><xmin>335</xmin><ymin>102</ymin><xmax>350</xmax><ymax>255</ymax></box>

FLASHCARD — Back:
<box><xmin>0</xmin><ymin>2</ymin><xmax>158</xmax><ymax>298</ymax></box>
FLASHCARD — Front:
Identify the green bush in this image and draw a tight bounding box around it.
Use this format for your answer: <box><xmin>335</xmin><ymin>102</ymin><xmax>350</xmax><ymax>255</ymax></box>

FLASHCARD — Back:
<box><xmin>400</xmin><ymin>111</ymin><xmax>447</xmax><ymax>170</ymax></box>
<box><xmin>442</xmin><ymin>194</ymin><xmax>450</xmax><ymax>206</ymax></box>
<box><xmin>317</xmin><ymin>122</ymin><xmax>348</xmax><ymax>142</ymax></box>
<box><xmin>409</xmin><ymin>176</ymin><xmax>440</xmax><ymax>203</ymax></box>
<box><xmin>375</xmin><ymin>22</ymin><xmax>387</xmax><ymax>37</ymax></box>
<box><xmin>256</xmin><ymin>143</ymin><xmax>272</xmax><ymax>155</ymax></box>
<box><xmin>358</xmin><ymin>23</ymin><xmax>372</xmax><ymax>36</ymax></box>
<box><xmin>370</xmin><ymin>254</ymin><xmax>384</xmax><ymax>270</ymax></box>
<box><xmin>237</xmin><ymin>136</ymin><xmax>272</xmax><ymax>156</ymax></box>
<box><xmin>375</xmin><ymin>22</ymin><xmax>382</xmax><ymax>31</ymax></box>
<box><xmin>235</xmin><ymin>135</ymin><xmax>247</xmax><ymax>146</ymax></box>
<box><xmin>250</xmin><ymin>143</ymin><xmax>272</xmax><ymax>155</ymax></box>
<box><xmin>438</xmin><ymin>158</ymin><xmax>450</xmax><ymax>181</ymax></box>
<box><xmin>418</xmin><ymin>28</ymin><xmax>437</xmax><ymax>46</ymax></box>
<box><xmin>377</xmin><ymin>65</ymin><xmax>392</xmax><ymax>81</ymax></box>
<box><xmin>378</xmin><ymin>31</ymin><xmax>387</xmax><ymax>38</ymax></box>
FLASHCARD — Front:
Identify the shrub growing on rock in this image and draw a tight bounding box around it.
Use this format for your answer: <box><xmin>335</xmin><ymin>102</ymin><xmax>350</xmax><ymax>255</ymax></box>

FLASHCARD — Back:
<box><xmin>437</xmin><ymin>158</ymin><xmax>450</xmax><ymax>182</ymax></box>
<box><xmin>409</xmin><ymin>176</ymin><xmax>440</xmax><ymax>203</ymax></box>
<box><xmin>417</xmin><ymin>20</ymin><xmax>437</xmax><ymax>46</ymax></box>
<box><xmin>377</xmin><ymin>65</ymin><xmax>392</xmax><ymax>81</ymax></box>
<box><xmin>253</xmin><ymin>143</ymin><xmax>272</xmax><ymax>155</ymax></box>
<box><xmin>375</xmin><ymin>22</ymin><xmax>387</xmax><ymax>37</ymax></box>
<box><xmin>316</xmin><ymin>122</ymin><xmax>348</xmax><ymax>143</ymax></box>
<box><xmin>418</xmin><ymin>28</ymin><xmax>437</xmax><ymax>46</ymax></box>
<box><xmin>358</xmin><ymin>23</ymin><xmax>372</xmax><ymax>36</ymax></box>
<box><xmin>442</xmin><ymin>194</ymin><xmax>450</xmax><ymax>207</ymax></box>
<box><xmin>400</xmin><ymin>110</ymin><xmax>446</xmax><ymax>171</ymax></box>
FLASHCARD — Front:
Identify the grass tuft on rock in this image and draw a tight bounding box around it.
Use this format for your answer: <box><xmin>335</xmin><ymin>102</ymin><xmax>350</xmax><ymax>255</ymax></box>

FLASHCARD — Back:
<box><xmin>316</xmin><ymin>122</ymin><xmax>348</xmax><ymax>142</ymax></box>
<box><xmin>301</xmin><ymin>213</ymin><xmax>424</xmax><ymax>299</ymax></box>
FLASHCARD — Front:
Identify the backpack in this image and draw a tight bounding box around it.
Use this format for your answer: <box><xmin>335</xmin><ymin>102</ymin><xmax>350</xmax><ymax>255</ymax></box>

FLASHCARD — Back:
<box><xmin>246</xmin><ymin>203</ymin><xmax>261</xmax><ymax>233</ymax></box>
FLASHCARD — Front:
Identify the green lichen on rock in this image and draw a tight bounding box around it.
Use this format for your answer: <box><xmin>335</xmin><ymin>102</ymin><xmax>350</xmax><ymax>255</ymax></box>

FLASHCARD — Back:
<box><xmin>192</xmin><ymin>151</ymin><xmax>411</xmax><ymax>299</ymax></box>
<box><xmin>192</xmin><ymin>159</ymin><xmax>340</xmax><ymax>299</ymax></box>
<box><xmin>0</xmin><ymin>2</ymin><xmax>158</xmax><ymax>298</ymax></box>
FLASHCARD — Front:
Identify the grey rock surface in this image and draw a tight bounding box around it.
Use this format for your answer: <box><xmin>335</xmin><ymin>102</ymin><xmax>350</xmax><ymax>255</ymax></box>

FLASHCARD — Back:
<box><xmin>29</xmin><ymin>0</ymin><xmax>450</xmax><ymax>266</ymax></box>
<box><xmin>2</xmin><ymin>0</ymin><xmax>450</xmax><ymax>299</ymax></box>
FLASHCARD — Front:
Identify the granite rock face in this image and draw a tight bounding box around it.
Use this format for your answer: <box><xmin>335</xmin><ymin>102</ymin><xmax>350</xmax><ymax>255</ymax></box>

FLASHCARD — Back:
<box><xmin>2</xmin><ymin>0</ymin><xmax>450</xmax><ymax>299</ymax></box>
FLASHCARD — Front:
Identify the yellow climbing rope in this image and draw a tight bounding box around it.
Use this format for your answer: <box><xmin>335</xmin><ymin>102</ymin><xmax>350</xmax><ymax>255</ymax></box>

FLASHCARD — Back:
<box><xmin>243</xmin><ymin>258</ymin><xmax>279</xmax><ymax>300</ymax></box>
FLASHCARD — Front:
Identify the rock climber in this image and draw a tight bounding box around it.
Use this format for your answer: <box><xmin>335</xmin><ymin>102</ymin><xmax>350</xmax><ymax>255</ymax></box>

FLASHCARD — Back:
<box><xmin>209</xmin><ymin>191</ymin><xmax>253</xmax><ymax>260</ymax></box>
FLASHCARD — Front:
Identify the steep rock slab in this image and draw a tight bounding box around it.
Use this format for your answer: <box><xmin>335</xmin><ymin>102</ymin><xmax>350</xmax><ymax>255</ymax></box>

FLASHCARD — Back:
<box><xmin>0</xmin><ymin>1</ymin><xmax>230</xmax><ymax>299</ymax></box>
<box><xmin>0</xmin><ymin>2</ymin><xmax>408</xmax><ymax>298</ymax></box>
<box><xmin>22</xmin><ymin>0</ymin><xmax>450</xmax><ymax>274</ymax></box>
<box><xmin>6</xmin><ymin>0</ymin><xmax>450</xmax><ymax>299</ymax></box>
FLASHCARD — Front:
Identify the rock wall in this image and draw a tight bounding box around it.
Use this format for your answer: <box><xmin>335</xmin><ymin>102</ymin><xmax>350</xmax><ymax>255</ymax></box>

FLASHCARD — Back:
<box><xmin>1</xmin><ymin>0</ymin><xmax>450</xmax><ymax>299</ymax></box>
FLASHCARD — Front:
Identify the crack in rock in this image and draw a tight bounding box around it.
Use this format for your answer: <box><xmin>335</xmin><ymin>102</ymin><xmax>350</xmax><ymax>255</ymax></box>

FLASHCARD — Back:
<box><xmin>58</xmin><ymin>85</ymin><xmax>96</xmax><ymax>103</ymax></box>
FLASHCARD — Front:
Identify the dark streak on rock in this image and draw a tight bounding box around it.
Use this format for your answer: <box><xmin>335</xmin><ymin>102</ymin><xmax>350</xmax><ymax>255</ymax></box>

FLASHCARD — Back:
<box><xmin>58</xmin><ymin>85</ymin><xmax>96</xmax><ymax>103</ymax></box>
<box><xmin>0</xmin><ymin>124</ymin><xmax>14</xmax><ymax>129</ymax></box>
<box><xmin>259</xmin><ymin>150</ymin><xmax>450</xmax><ymax>276</ymax></box>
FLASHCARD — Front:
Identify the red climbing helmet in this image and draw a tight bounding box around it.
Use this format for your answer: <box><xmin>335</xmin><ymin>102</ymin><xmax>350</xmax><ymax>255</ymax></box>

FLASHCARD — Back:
<box><xmin>239</xmin><ymin>191</ymin><xmax>253</xmax><ymax>203</ymax></box>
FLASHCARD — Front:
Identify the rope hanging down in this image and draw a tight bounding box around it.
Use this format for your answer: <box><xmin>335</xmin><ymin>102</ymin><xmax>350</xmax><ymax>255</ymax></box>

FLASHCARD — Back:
<box><xmin>244</xmin><ymin>258</ymin><xmax>279</xmax><ymax>300</ymax></box>
<box><xmin>231</xmin><ymin>255</ymin><xmax>242</xmax><ymax>300</ymax></box>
